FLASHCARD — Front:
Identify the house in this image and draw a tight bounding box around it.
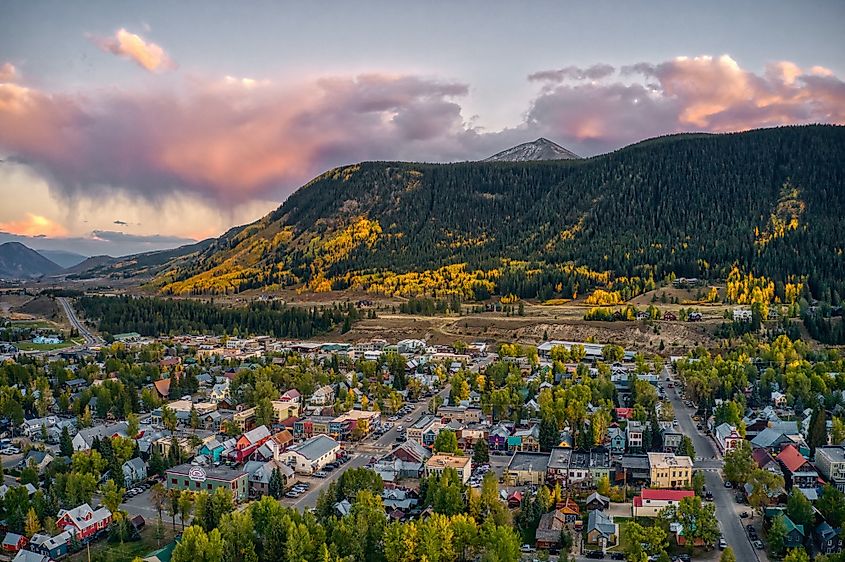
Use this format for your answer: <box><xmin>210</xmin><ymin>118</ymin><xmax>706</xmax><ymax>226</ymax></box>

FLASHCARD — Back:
<box><xmin>122</xmin><ymin>457</ymin><xmax>147</xmax><ymax>487</ymax></box>
<box><xmin>815</xmin><ymin>521</ymin><xmax>842</xmax><ymax>555</ymax></box>
<box><xmin>505</xmin><ymin>452</ymin><xmax>550</xmax><ymax>485</ymax></box>
<box><xmin>488</xmin><ymin>424</ymin><xmax>511</xmax><ymax>451</ymax></box>
<box><xmin>278</xmin><ymin>435</ymin><xmax>340</xmax><ymax>474</ymax></box>
<box><xmin>509</xmin><ymin>425</ymin><xmax>540</xmax><ymax>452</ymax></box>
<box><xmin>232</xmin><ymin>425</ymin><xmax>272</xmax><ymax>462</ymax></box>
<box><xmin>1</xmin><ymin>533</ymin><xmax>27</xmax><ymax>553</ymax></box>
<box><xmin>198</xmin><ymin>438</ymin><xmax>236</xmax><ymax>464</ymax></box>
<box><xmin>714</xmin><ymin>423</ymin><xmax>742</xmax><ymax>453</ymax></box>
<box><xmin>733</xmin><ymin>308</ymin><xmax>753</xmax><ymax>323</ymax></box>
<box><xmin>557</xmin><ymin>498</ymin><xmax>581</xmax><ymax>524</ymax></box>
<box><xmin>310</xmin><ymin>385</ymin><xmax>335</xmax><ymax>406</ymax></box>
<box><xmin>279</xmin><ymin>389</ymin><xmax>301</xmax><ymax>403</ymax></box>
<box><xmin>12</xmin><ymin>549</ymin><xmax>51</xmax><ymax>562</ymax></box>
<box><xmin>374</xmin><ymin>440</ymin><xmax>432</xmax><ymax>482</ymax></box>
<box><xmin>777</xmin><ymin>444</ymin><xmax>818</xmax><ymax>489</ymax></box>
<box><xmin>815</xmin><ymin>447</ymin><xmax>845</xmax><ymax>491</ymax></box>
<box><xmin>752</xmin><ymin>448</ymin><xmax>785</xmax><ymax>478</ymax></box>
<box><xmin>633</xmin><ymin>489</ymin><xmax>694</xmax><ymax>517</ymax></box>
<box><xmin>209</xmin><ymin>381</ymin><xmax>230</xmax><ymax>403</ymax></box>
<box><xmin>57</xmin><ymin>503</ymin><xmax>113</xmax><ymax>541</ymax></box>
<box><xmin>771</xmin><ymin>391</ymin><xmax>787</xmax><ymax>407</ymax></box>
<box><xmin>585</xmin><ymin>492</ymin><xmax>610</xmax><ymax>511</ymax></box>
<box><xmin>152</xmin><ymin>378</ymin><xmax>171</xmax><ymax>400</ymax></box>
<box><xmin>627</xmin><ymin>421</ymin><xmax>644</xmax><ymax>451</ymax></box>
<box><xmin>608</xmin><ymin>427</ymin><xmax>626</xmax><ymax>454</ymax></box>
<box><xmin>586</xmin><ymin>510</ymin><xmax>618</xmax><ymax>547</ymax></box>
<box><xmin>535</xmin><ymin>510</ymin><xmax>566</xmax><ymax>551</ymax></box>
<box><xmin>72</xmin><ymin>422</ymin><xmax>128</xmax><ymax>452</ymax></box>
<box><xmin>780</xmin><ymin>515</ymin><xmax>805</xmax><ymax>549</ymax></box>
<box><xmin>27</xmin><ymin>531</ymin><xmax>71</xmax><ymax>560</ymax></box>
<box><xmin>424</xmin><ymin>454</ymin><xmax>472</xmax><ymax>484</ymax></box>
<box><xmin>244</xmin><ymin>459</ymin><xmax>293</xmax><ymax>498</ymax></box>
<box><xmin>20</xmin><ymin>450</ymin><xmax>53</xmax><ymax>474</ymax></box>
<box><xmin>647</xmin><ymin>453</ymin><xmax>693</xmax><ymax>488</ymax></box>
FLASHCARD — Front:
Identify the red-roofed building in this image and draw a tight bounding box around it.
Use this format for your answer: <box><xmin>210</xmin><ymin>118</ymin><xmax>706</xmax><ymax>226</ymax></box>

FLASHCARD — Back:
<box><xmin>153</xmin><ymin>378</ymin><xmax>171</xmax><ymax>399</ymax></box>
<box><xmin>615</xmin><ymin>408</ymin><xmax>634</xmax><ymax>420</ymax></box>
<box><xmin>633</xmin><ymin>489</ymin><xmax>694</xmax><ymax>517</ymax></box>
<box><xmin>777</xmin><ymin>445</ymin><xmax>819</xmax><ymax>489</ymax></box>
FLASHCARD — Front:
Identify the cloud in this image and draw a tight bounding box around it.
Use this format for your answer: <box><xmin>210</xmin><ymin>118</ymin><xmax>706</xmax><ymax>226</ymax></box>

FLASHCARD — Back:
<box><xmin>0</xmin><ymin>213</ymin><xmax>68</xmax><ymax>237</ymax></box>
<box><xmin>91</xmin><ymin>230</ymin><xmax>195</xmax><ymax>244</ymax></box>
<box><xmin>93</xmin><ymin>28</ymin><xmax>174</xmax><ymax>72</ymax></box>
<box><xmin>0</xmin><ymin>63</ymin><xmax>17</xmax><ymax>82</ymax></box>
<box><xmin>0</xmin><ymin>56</ymin><xmax>842</xmax><ymax>209</ymax></box>
<box><xmin>528</xmin><ymin>64</ymin><xmax>616</xmax><ymax>82</ymax></box>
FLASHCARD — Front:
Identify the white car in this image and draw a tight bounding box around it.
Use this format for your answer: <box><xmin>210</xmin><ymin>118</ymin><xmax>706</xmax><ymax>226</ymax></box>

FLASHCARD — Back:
<box><xmin>0</xmin><ymin>447</ymin><xmax>19</xmax><ymax>455</ymax></box>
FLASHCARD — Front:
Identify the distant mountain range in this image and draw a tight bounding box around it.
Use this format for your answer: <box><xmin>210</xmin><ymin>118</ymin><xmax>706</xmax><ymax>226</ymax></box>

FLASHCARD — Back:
<box><xmin>152</xmin><ymin>125</ymin><xmax>845</xmax><ymax>300</ymax></box>
<box><xmin>483</xmin><ymin>138</ymin><xmax>580</xmax><ymax>162</ymax></box>
<box><xmin>36</xmin><ymin>249</ymin><xmax>88</xmax><ymax>268</ymax></box>
<box><xmin>0</xmin><ymin>239</ymin><xmax>214</xmax><ymax>281</ymax></box>
<box><xmin>0</xmin><ymin>242</ymin><xmax>64</xmax><ymax>279</ymax></box>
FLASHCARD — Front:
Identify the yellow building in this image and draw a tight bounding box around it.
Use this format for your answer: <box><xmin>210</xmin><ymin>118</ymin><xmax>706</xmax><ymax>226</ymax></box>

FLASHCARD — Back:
<box><xmin>647</xmin><ymin>453</ymin><xmax>693</xmax><ymax>489</ymax></box>
<box><xmin>424</xmin><ymin>454</ymin><xmax>472</xmax><ymax>484</ymax></box>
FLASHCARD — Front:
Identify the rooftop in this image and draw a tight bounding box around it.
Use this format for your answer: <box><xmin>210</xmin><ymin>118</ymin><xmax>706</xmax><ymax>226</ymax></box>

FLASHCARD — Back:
<box><xmin>647</xmin><ymin>452</ymin><xmax>693</xmax><ymax>469</ymax></box>
<box><xmin>426</xmin><ymin>454</ymin><xmax>471</xmax><ymax>470</ymax></box>
<box><xmin>507</xmin><ymin>451</ymin><xmax>551</xmax><ymax>473</ymax></box>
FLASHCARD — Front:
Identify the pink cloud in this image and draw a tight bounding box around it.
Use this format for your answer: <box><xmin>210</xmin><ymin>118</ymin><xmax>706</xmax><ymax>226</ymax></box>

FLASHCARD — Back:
<box><xmin>93</xmin><ymin>28</ymin><xmax>174</xmax><ymax>72</ymax></box>
<box><xmin>0</xmin><ymin>63</ymin><xmax>17</xmax><ymax>82</ymax></box>
<box><xmin>0</xmin><ymin>213</ymin><xmax>68</xmax><ymax>237</ymax></box>
<box><xmin>0</xmin><ymin>56</ymin><xmax>842</xmax><ymax>207</ymax></box>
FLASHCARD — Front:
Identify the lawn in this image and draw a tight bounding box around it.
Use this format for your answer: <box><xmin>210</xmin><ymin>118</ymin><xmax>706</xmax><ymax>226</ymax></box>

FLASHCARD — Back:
<box><xmin>15</xmin><ymin>340</ymin><xmax>75</xmax><ymax>351</ymax></box>
<box><xmin>608</xmin><ymin>516</ymin><xmax>635</xmax><ymax>552</ymax></box>
<box><xmin>68</xmin><ymin>523</ymin><xmax>179</xmax><ymax>562</ymax></box>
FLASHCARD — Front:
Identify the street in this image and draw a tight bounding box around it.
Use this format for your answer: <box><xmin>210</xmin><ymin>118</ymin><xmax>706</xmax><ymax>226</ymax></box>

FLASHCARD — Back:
<box><xmin>663</xmin><ymin>365</ymin><xmax>763</xmax><ymax>562</ymax></box>
<box><xmin>58</xmin><ymin>296</ymin><xmax>103</xmax><ymax>346</ymax></box>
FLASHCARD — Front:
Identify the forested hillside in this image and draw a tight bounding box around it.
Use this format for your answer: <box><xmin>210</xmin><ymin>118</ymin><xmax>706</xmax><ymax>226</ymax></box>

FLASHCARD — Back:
<box><xmin>154</xmin><ymin>125</ymin><xmax>845</xmax><ymax>302</ymax></box>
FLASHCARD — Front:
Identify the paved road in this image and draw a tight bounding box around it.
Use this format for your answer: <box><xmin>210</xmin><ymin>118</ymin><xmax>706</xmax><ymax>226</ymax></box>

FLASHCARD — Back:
<box><xmin>663</xmin><ymin>365</ymin><xmax>761</xmax><ymax>562</ymax></box>
<box><xmin>58</xmin><ymin>296</ymin><xmax>102</xmax><ymax>346</ymax></box>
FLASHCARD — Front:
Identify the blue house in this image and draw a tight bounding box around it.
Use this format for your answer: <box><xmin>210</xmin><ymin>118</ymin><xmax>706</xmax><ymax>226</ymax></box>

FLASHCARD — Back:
<box><xmin>608</xmin><ymin>427</ymin><xmax>626</xmax><ymax>454</ymax></box>
<box><xmin>28</xmin><ymin>531</ymin><xmax>71</xmax><ymax>559</ymax></box>
<box><xmin>198</xmin><ymin>438</ymin><xmax>233</xmax><ymax>463</ymax></box>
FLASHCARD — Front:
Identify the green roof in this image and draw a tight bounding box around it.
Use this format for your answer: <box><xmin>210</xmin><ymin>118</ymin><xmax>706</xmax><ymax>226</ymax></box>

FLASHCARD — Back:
<box><xmin>143</xmin><ymin>538</ymin><xmax>179</xmax><ymax>562</ymax></box>
<box><xmin>782</xmin><ymin>515</ymin><xmax>805</xmax><ymax>536</ymax></box>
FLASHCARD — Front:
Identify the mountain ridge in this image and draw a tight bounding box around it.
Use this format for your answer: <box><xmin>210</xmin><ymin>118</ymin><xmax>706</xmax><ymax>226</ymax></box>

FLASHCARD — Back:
<box><xmin>0</xmin><ymin>242</ymin><xmax>64</xmax><ymax>279</ymax></box>
<box><xmin>151</xmin><ymin>125</ymin><xmax>845</xmax><ymax>300</ymax></box>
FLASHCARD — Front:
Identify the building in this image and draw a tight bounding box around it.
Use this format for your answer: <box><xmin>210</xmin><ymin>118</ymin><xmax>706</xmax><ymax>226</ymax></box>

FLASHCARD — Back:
<box><xmin>586</xmin><ymin>510</ymin><xmax>618</xmax><ymax>547</ymax></box>
<box><xmin>780</xmin><ymin>515</ymin><xmax>806</xmax><ymax>549</ymax></box>
<box><xmin>244</xmin><ymin>459</ymin><xmax>294</xmax><ymax>498</ymax></box>
<box><xmin>547</xmin><ymin>447</ymin><xmax>571</xmax><ymax>484</ymax></box>
<box><xmin>424</xmin><ymin>454</ymin><xmax>472</xmax><ymax>484</ymax></box>
<box><xmin>1</xmin><ymin>534</ymin><xmax>27</xmax><ymax>554</ymax></box>
<box><xmin>310</xmin><ymin>385</ymin><xmax>335</xmax><ymax>406</ymax></box>
<box><xmin>122</xmin><ymin>457</ymin><xmax>147</xmax><ymax>487</ymax></box>
<box><xmin>232</xmin><ymin>425</ymin><xmax>272</xmax><ymax>462</ymax></box>
<box><xmin>278</xmin><ymin>434</ymin><xmax>340</xmax><ymax>474</ymax></box>
<box><xmin>56</xmin><ymin>503</ymin><xmax>113</xmax><ymax>541</ymax></box>
<box><xmin>71</xmin><ymin>422</ymin><xmax>128</xmax><ymax>451</ymax></box>
<box><xmin>815</xmin><ymin>522</ymin><xmax>842</xmax><ymax>555</ymax></box>
<box><xmin>714</xmin><ymin>423</ymin><xmax>743</xmax><ymax>453</ymax></box>
<box><xmin>627</xmin><ymin>421</ymin><xmax>644</xmax><ymax>451</ymax></box>
<box><xmin>535</xmin><ymin>510</ymin><xmax>566</xmax><ymax>551</ymax></box>
<box><xmin>165</xmin><ymin>464</ymin><xmax>248</xmax><ymax>501</ymax></box>
<box><xmin>27</xmin><ymin>531</ymin><xmax>71</xmax><ymax>560</ymax></box>
<box><xmin>647</xmin><ymin>453</ymin><xmax>693</xmax><ymax>488</ymax></box>
<box><xmin>506</xmin><ymin>452</ymin><xmax>550</xmax><ymax>485</ymax></box>
<box><xmin>815</xmin><ymin>447</ymin><xmax>845</xmax><ymax>491</ymax></box>
<box><xmin>12</xmin><ymin>550</ymin><xmax>51</xmax><ymax>562</ymax></box>
<box><xmin>407</xmin><ymin>415</ymin><xmax>443</xmax><ymax>447</ymax></box>
<box><xmin>633</xmin><ymin>489</ymin><xmax>695</xmax><ymax>517</ymax></box>
<box><xmin>608</xmin><ymin>427</ymin><xmax>626</xmax><ymax>453</ymax></box>
<box><xmin>777</xmin><ymin>444</ymin><xmax>819</xmax><ymax>489</ymax></box>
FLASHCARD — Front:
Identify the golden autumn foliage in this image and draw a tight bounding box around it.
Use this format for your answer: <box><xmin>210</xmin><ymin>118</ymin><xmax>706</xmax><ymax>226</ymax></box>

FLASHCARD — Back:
<box><xmin>755</xmin><ymin>182</ymin><xmax>806</xmax><ymax>247</ymax></box>
<box><xmin>341</xmin><ymin>263</ymin><xmax>497</xmax><ymax>299</ymax></box>
<box><xmin>585</xmin><ymin>289</ymin><xmax>623</xmax><ymax>305</ymax></box>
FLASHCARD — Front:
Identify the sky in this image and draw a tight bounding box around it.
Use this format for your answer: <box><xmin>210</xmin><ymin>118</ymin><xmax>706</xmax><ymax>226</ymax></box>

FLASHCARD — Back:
<box><xmin>1</xmin><ymin>1</ymin><xmax>843</xmax><ymax>257</ymax></box>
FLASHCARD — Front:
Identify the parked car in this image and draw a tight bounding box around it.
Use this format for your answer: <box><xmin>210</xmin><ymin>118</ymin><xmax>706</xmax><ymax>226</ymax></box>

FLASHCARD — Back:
<box><xmin>585</xmin><ymin>551</ymin><xmax>605</xmax><ymax>559</ymax></box>
<box><xmin>314</xmin><ymin>471</ymin><xmax>328</xmax><ymax>478</ymax></box>
<box><xmin>740</xmin><ymin>511</ymin><xmax>750</xmax><ymax>518</ymax></box>
<box><xmin>718</xmin><ymin>537</ymin><xmax>727</xmax><ymax>550</ymax></box>
<box><xmin>752</xmin><ymin>540</ymin><xmax>764</xmax><ymax>549</ymax></box>
<box><xmin>724</xmin><ymin>481</ymin><xmax>733</xmax><ymax>488</ymax></box>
